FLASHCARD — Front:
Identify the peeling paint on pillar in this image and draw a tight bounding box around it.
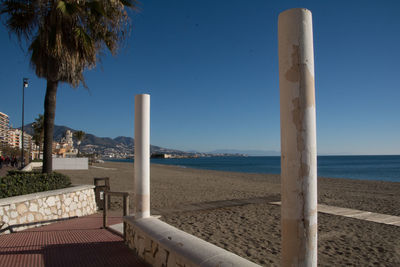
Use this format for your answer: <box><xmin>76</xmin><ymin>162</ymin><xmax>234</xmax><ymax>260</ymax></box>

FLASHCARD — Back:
<box><xmin>278</xmin><ymin>8</ymin><xmax>318</xmax><ymax>267</ymax></box>
<box><xmin>134</xmin><ymin>94</ymin><xmax>151</xmax><ymax>219</ymax></box>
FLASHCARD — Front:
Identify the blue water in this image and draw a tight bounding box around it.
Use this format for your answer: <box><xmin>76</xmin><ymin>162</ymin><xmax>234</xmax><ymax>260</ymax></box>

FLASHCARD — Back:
<box><xmin>108</xmin><ymin>155</ymin><xmax>400</xmax><ymax>182</ymax></box>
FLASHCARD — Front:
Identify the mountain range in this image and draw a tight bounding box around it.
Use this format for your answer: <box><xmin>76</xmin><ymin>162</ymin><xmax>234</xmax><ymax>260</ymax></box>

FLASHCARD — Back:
<box><xmin>23</xmin><ymin>123</ymin><xmax>185</xmax><ymax>155</ymax></box>
<box><xmin>23</xmin><ymin>123</ymin><xmax>279</xmax><ymax>157</ymax></box>
<box><xmin>24</xmin><ymin>123</ymin><xmax>123</xmax><ymax>147</ymax></box>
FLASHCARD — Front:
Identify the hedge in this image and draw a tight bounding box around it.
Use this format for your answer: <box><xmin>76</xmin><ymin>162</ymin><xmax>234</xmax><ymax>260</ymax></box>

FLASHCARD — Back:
<box><xmin>0</xmin><ymin>171</ymin><xmax>71</xmax><ymax>198</ymax></box>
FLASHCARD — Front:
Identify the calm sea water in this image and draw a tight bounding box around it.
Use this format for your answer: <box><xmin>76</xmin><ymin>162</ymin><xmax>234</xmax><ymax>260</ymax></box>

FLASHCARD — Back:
<box><xmin>108</xmin><ymin>155</ymin><xmax>400</xmax><ymax>183</ymax></box>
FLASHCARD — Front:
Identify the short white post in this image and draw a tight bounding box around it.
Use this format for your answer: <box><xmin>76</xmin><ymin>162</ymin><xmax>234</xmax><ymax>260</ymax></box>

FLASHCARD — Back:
<box><xmin>134</xmin><ymin>94</ymin><xmax>151</xmax><ymax>219</ymax></box>
<box><xmin>278</xmin><ymin>8</ymin><xmax>317</xmax><ymax>267</ymax></box>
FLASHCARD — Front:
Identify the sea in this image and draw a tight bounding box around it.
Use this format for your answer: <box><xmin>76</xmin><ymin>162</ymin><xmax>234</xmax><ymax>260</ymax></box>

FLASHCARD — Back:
<box><xmin>107</xmin><ymin>155</ymin><xmax>400</xmax><ymax>183</ymax></box>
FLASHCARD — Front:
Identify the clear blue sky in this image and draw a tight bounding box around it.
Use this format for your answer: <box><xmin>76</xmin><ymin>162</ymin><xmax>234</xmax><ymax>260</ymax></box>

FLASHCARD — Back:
<box><xmin>0</xmin><ymin>0</ymin><xmax>399</xmax><ymax>155</ymax></box>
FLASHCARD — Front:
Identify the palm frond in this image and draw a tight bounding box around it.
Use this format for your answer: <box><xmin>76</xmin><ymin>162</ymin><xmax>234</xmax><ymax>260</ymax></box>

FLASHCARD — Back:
<box><xmin>0</xmin><ymin>0</ymin><xmax>38</xmax><ymax>41</ymax></box>
<box><xmin>86</xmin><ymin>1</ymin><xmax>105</xmax><ymax>17</ymax></box>
<box><xmin>56</xmin><ymin>1</ymin><xmax>67</xmax><ymax>14</ymax></box>
<box><xmin>3</xmin><ymin>0</ymin><xmax>137</xmax><ymax>87</ymax></box>
<box><xmin>120</xmin><ymin>0</ymin><xmax>139</xmax><ymax>9</ymax></box>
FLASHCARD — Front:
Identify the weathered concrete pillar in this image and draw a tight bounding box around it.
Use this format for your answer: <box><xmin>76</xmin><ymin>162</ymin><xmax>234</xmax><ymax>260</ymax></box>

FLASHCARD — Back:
<box><xmin>134</xmin><ymin>94</ymin><xmax>151</xmax><ymax>219</ymax></box>
<box><xmin>278</xmin><ymin>8</ymin><xmax>317</xmax><ymax>267</ymax></box>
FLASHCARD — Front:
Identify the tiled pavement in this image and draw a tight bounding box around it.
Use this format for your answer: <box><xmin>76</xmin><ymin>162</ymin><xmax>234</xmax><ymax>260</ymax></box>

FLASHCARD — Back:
<box><xmin>0</xmin><ymin>213</ymin><xmax>147</xmax><ymax>267</ymax></box>
<box><xmin>270</xmin><ymin>201</ymin><xmax>400</xmax><ymax>226</ymax></box>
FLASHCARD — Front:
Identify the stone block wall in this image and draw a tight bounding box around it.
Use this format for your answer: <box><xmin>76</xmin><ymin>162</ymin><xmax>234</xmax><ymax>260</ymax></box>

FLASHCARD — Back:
<box><xmin>124</xmin><ymin>216</ymin><xmax>260</xmax><ymax>267</ymax></box>
<box><xmin>125</xmin><ymin>222</ymin><xmax>172</xmax><ymax>266</ymax></box>
<box><xmin>0</xmin><ymin>185</ymin><xmax>97</xmax><ymax>234</ymax></box>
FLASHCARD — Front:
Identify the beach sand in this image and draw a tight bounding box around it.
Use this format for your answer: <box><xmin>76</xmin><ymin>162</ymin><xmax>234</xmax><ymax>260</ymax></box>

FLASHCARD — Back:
<box><xmin>59</xmin><ymin>161</ymin><xmax>400</xmax><ymax>266</ymax></box>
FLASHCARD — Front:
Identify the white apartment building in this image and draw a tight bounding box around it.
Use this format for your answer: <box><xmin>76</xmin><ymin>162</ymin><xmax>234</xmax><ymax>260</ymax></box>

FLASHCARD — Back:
<box><xmin>8</xmin><ymin>128</ymin><xmax>32</xmax><ymax>151</ymax></box>
<box><xmin>1</xmin><ymin>112</ymin><xmax>37</xmax><ymax>159</ymax></box>
<box><xmin>8</xmin><ymin>128</ymin><xmax>21</xmax><ymax>148</ymax></box>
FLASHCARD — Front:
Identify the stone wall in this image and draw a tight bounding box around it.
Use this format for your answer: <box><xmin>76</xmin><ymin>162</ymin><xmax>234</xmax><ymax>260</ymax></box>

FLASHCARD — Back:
<box><xmin>124</xmin><ymin>216</ymin><xmax>260</xmax><ymax>267</ymax></box>
<box><xmin>53</xmin><ymin>158</ymin><xmax>88</xmax><ymax>170</ymax></box>
<box><xmin>0</xmin><ymin>185</ymin><xmax>97</xmax><ymax>234</ymax></box>
<box><xmin>21</xmin><ymin>162</ymin><xmax>43</xmax><ymax>172</ymax></box>
<box><xmin>23</xmin><ymin>158</ymin><xmax>89</xmax><ymax>171</ymax></box>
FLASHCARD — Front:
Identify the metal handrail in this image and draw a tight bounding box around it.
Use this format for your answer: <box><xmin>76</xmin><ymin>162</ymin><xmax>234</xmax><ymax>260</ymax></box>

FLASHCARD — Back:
<box><xmin>103</xmin><ymin>191</ymin><xmax>130</xmax><ymax>241</ymax></box>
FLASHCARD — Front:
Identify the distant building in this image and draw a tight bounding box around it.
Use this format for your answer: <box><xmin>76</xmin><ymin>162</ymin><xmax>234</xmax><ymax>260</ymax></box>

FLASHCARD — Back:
<box><xmin>53</xmin><ymin>130</ymin><xmax>78</xmax><ymax>158</ymax></box>
<box><xmin>7</xmin><ymin>128</ymin><xmax>21</xmax><ymax>148</ymax></box>
<box><xmin>30</xmin><ymin>142</ymin><xmax>40</xmax><ymax>160</ymax></box>
<box><xmin>0</xmin><ymin>112</ymin><xmax>10</xmax><ymax>146</ymax></box>
<box><xmin>7</xmin><ymin>128</ymin><xmax>32</xmax><ymax>151</ymax></box>
<box><xmin>63</xmin><ymin>130</ymin><xmax>74</xmax><ymax>149</ymax></box>
<box><xmin>23</xmin><ymin>133</ymin><xmax>32</xmax><ymax>151</ymax></box>
<box><xmin>0</xmin><ymin>112</ymin><xmax>38</xmax><ymax>159</ymax></box>
<box><xmin>151</xmin><ymin>153</ymin><xmax>173</xmax><ymax>159</ymax></box>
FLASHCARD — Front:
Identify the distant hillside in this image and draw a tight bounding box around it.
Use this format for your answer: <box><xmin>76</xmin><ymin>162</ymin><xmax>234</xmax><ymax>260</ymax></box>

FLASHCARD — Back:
<box><xmin>23</xmin><ymin>124</ymin><xmax>269</xmax><ymax>157</ymax></box>
<box><xmin>24</xmin><ymin>123</ymin><xmax>128</xmax><ymax>148</ymax></box>
<box><xmin>22</xmin><ymin>123</ymin><xmax>185</xmax><ymax>153</ymax></box>
<box><xmin>81</xmin><ymin>133</ymin><xmax>116</xmax><ymax>148</ymax></box>
<box><xmin>24</xmin><ymin>124</ymin><xmax>73</xmax><ymax>142</ymax></box>
<box><xmin>114</xmin><ymin>136</ymin><xmax>134</xmax><ymax>146</ymax></box>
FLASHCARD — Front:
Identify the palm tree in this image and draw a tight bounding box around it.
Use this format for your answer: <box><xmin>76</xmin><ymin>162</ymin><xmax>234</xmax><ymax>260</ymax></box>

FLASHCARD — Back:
<box><xmin>32</xmin><ymin>114</ymin><xmax>44</xmax><ymax>160</ymax></box>
<box><xmin>73</xmin><ymin>130</ymin><xmax>85</xmax><ymax>157</ymax></box>
<box><xmin>1</xmin><ymin>0</ymin><xmax>136</xmax><ymax>173</ymax></box>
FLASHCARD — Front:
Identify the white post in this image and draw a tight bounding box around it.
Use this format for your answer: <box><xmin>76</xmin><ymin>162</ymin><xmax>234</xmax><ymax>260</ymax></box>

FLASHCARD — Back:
<box><xmin>134</xmin><ymin>94</ymin><xmax>151</xmax><ymax>219</ymax></box>
<box><xmin>278</xmin><ymin>8</ymin><xmax>317</xmax><ymax>267</ymax></box>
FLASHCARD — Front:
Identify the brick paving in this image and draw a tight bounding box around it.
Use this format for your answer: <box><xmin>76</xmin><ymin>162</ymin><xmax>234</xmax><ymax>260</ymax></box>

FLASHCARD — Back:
<box><xmin>0</xmin><ymin>213</ymin><xmax>147</xmax><ymax>267</ymax></box>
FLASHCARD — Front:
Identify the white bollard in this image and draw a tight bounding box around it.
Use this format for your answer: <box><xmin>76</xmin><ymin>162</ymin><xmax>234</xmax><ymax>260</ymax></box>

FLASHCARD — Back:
<box><xmin>278</xmin><ymin>8</ymin><xmax>318</xmax><ymax>267</ymax></box>
<box><xmin>134</xmin><ymin>94</ymin><xmax>151</xmax><ymax>219</ymax></box>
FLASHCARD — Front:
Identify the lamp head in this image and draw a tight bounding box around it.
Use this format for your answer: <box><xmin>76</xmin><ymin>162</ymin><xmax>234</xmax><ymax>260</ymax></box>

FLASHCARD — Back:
<box><xmin>23</xmin><ymin>78</ymin><xmax>28</xmax><ymax>88</ymax></box>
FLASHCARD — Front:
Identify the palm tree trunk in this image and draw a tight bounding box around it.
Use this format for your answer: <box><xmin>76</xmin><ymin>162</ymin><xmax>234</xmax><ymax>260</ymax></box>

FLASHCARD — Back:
<box><xmin>42</xmin><ymin>80</ymin><xmax>58</xmax><ymax>173</ymax></box>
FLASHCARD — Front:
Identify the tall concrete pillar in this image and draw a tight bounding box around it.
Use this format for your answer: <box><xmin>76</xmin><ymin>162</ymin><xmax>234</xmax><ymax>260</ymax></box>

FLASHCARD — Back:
<box><xmin>278</xmin><ymin>8</ymin><xmax>317</xmax><ymax>267</ymax></box>
<box><xmin>134</xmin><ymin>94</ymin><xmax>151</xmax><ymax>219</ymax></box>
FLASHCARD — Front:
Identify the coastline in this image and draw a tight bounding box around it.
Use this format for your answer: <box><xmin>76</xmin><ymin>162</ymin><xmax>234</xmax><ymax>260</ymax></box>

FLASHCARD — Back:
<box><xmin>106</xmin><ymin>155</ymin><xmax>400</xmax><ymax>183</ymax></box>
<box><xmin>59</xmin><ymin>161</ymin><xmax>400</xmax><ymax>266</ymax></box>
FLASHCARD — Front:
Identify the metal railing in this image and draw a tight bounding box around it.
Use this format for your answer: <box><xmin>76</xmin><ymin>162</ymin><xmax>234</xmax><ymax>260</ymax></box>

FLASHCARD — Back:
<box><xmin>103</xmin><ymin>191</ymin><xmax>130</xmax><ymax>241</ymax></box>
<box><xmin>94</xmin><ymin>177</ymin><xmax>110</xmax><ymax>210</ymax></box>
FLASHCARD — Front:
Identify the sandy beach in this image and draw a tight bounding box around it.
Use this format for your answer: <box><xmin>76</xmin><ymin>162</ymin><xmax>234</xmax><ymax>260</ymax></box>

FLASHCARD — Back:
<box><xmin>59</xmin><ymin>161</ymin><xmax>400</xmax><ymax>266</ymax></box>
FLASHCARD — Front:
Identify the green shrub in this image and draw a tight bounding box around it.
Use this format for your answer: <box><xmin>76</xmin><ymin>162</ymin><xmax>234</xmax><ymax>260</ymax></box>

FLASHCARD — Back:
<box><xmin>0</xmin><ymin>172</ymin><xmax>71</xmax><ymax>198</ymax></box>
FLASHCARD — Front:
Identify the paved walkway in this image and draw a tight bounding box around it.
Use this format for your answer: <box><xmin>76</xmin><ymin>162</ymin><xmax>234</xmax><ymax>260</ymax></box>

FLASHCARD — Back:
<box><xmin>0</xmin><ymin>213</ymin><xmax>147</xmax><ymax>267</ymax></box>
<box><xmin>154</xmin><ymin>196</ymin><xmax>400</xmax><ymax>227</ymax></box>
<box><xmin>90</xmin><ymin>166</ymin><xmax>117</xmax><ymax>171</ymax></box>
<box><xmin>270</xmin><ymin>201</ymin><xmax>400</xmax><ymax>226</ymax></box>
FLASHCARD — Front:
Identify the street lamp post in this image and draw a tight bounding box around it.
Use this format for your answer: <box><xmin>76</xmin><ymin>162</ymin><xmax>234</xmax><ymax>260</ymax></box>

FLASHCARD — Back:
<box><xmin>21</xmin><ymin>78</ymin><xmax>28</xmax><ymax>168</ymax></box>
